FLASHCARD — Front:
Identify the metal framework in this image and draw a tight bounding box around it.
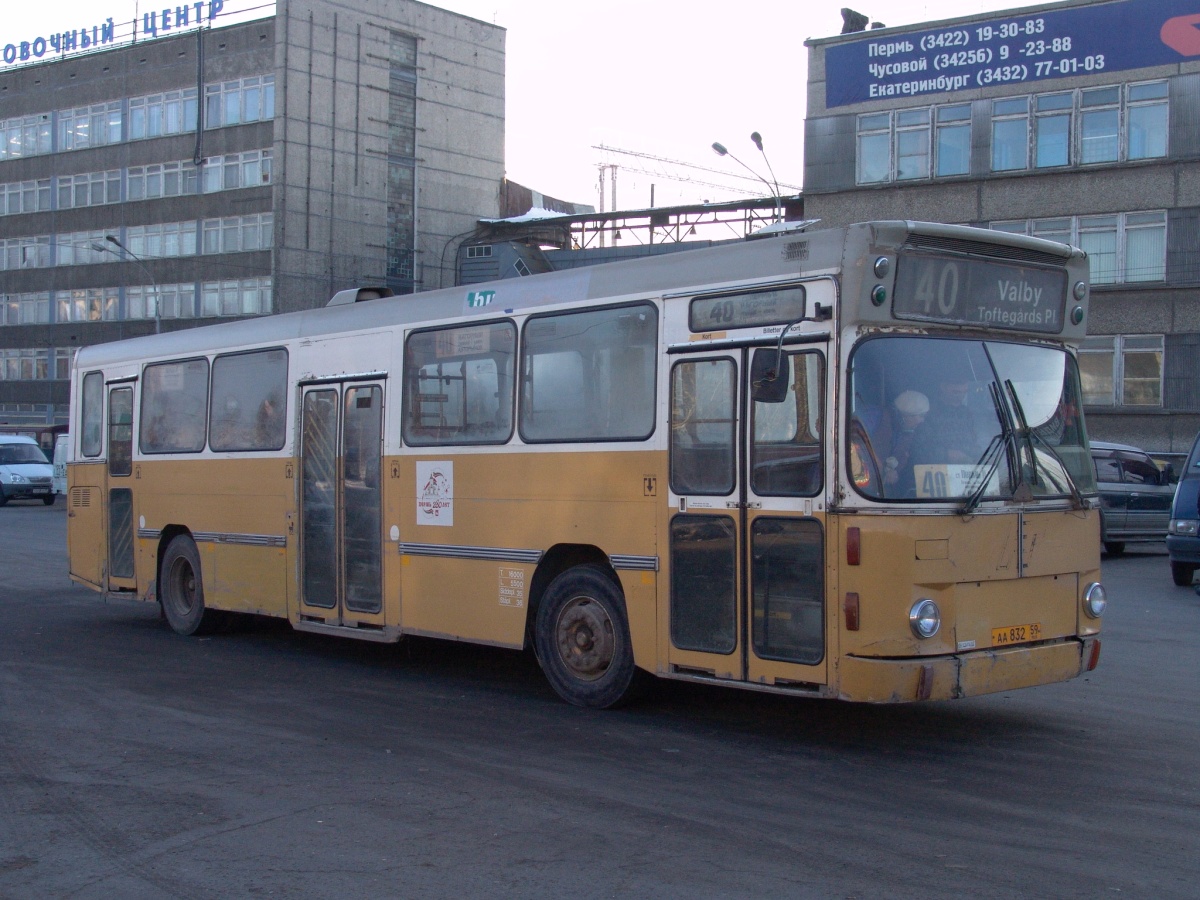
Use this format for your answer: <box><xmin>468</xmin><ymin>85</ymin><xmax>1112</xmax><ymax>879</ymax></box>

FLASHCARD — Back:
<box><xmin>477</xmin><ymin>195</ymin><xmax>806</xmax><ymax>251</ymax></box>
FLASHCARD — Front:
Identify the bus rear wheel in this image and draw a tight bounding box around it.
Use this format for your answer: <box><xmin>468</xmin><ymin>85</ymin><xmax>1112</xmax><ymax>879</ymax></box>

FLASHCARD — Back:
<box><xmin>160</xmin><ymin>535</ymin><xmax>222</xmax><ymax>636</ymax></box>
<box><xmin>535</xmin><ymin>565</ymin><xmax>639</xmax><ymax>709</ymax></box>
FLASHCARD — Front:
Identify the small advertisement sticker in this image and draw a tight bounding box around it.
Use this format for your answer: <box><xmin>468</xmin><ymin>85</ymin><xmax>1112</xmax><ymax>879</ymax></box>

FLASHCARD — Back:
<box><xmin>416</xmin><ymin>461</ymin><xmax>453</xmax><ymax>526</ymax></box>
<box><xmin>498</xmin><ymin>567</ymin><xmax>526</xmax><ymax>608</ymax></box>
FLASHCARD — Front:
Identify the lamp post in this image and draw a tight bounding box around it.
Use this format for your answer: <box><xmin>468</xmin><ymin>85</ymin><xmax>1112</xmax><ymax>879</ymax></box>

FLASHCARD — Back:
<box><xmin>93</xmin><ymin>234</ymin><xmax>160</xmax><ymax>333</ymax></box>
<box><xmin>712</xmin><ymin>137</ymin><xmax>781</xmax><ymax>225</ymax></box>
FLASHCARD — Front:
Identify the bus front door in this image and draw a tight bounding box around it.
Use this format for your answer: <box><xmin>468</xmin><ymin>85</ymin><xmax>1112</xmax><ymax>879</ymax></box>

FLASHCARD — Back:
<box><xmin>666</xmin><ymin>349</ymin><xmax>828</xmax><ymax>689</ymax></box>
<box><xmin>298</xmin><ymin>382</ymin><xmax>385</xmax><ymax>629</ymax></box>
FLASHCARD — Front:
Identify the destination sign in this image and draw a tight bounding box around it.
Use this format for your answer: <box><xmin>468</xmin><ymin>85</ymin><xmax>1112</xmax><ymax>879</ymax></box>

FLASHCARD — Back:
<box><xmin>824</xmin><ymin>0</ymin><xmax>1200</xmax><ymax>108</ymax></box>
<box><xmin>892</xmin><ymin>253</ymin><xmax>1067</xmax><ymax>334</ymax></box>
<box><xmin>689</xmin><ymin>286</ymin><xmax>808</xmax><ymax>333</ymax></box>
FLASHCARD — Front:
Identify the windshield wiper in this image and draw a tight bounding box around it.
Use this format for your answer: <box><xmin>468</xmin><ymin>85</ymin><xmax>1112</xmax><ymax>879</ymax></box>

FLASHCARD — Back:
<box><xmin>959</xmin><ymin>382</ymin><xmax>1014</xmax><ymax>516</ymax></box>
<box><xmin>1004</xmin><ymin>380</ymin><xmax>1087</xmax><ymax>510</ymax></box>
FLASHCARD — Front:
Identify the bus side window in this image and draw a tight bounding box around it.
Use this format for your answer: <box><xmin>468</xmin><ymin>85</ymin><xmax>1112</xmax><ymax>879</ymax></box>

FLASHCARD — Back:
<box><xmin>140</xmin><ymin>358</ymin><xmax>210</xmax><ymax>454</ymax></box>
<box><xmin>81</xmin><ymin>371</ymin><xmax>104</xmax><ymax>457</ymax></box>
<box><xmin>209</xmin><ymin>349</ymin><xmax>288</xmax><ymax>452</ymax></box>
<box><xmin>520</xmin><ymin>303</ymin><xmax>658</xmax><ymax>443</ymax></box>
<box><xmin>403</xmin><ymin>321</ymin><xmax>516</xmax><ymax>446</ymax></box>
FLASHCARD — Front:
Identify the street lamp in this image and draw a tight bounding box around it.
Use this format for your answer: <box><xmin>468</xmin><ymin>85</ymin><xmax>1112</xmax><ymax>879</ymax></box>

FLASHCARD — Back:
<box><xmin>712</xmin><ymin>138</ymin><xmax>781</xmax><ymax>224</ymax></box>
<box><xmin>93</xmin><ymin>234</ymin><xmax>160</xmax><ymax>333</ymax></box>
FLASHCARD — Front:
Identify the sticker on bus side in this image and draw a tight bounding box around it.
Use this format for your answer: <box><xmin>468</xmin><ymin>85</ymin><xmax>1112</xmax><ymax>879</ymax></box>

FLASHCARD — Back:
<box><xmin>499</xmin><ymin>567</ymin><xmax>526</xmax><ymax>607</ymax></box>
<box><xmin>417</xmin><ymin>461</ymin><xmax>454</xmax><ymax>526</ymax></box>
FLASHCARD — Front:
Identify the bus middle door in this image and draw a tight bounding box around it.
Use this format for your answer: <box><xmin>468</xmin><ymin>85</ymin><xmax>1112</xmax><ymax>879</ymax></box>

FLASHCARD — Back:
<box><xmin>298</xmin><ymin>381</ymin><xmax>386</xmax><ymax>631</ymax></box>
<box><xmin>666</xmin><ymin>347</ymin><xmax>828</xmax><ymax>689</ymax></box>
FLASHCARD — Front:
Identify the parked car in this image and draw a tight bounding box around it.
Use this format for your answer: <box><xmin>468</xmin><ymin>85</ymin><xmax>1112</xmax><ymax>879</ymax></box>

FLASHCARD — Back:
<box><xmin>1090</xmin><ymin>440</ymin><xmax>1175</xmax><ymax>555</ymax></box>
<box><xmin>0</xmin><ymin>434</ymin><xmax>55</xmax><ymax>506</ymax></box>
<box><xmin>1166</xmin><ymin>431</ymin><xmax>1200</xmax><ymax>587</ymax></box>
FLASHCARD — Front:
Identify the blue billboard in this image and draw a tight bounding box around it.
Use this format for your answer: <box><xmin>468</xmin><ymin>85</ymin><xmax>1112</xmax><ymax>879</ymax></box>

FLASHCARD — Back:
<box><xmin>824</xmin><ymin>0</ymin><xmax>1200</xmax><ymax>108</ymax></box>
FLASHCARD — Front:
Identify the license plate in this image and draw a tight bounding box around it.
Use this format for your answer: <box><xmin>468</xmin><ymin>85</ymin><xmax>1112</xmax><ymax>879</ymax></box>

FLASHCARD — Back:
<box><xmin>991</xmin><ymin>623</ymin><xmax>1042</xmax><ymax>647</ymax></box>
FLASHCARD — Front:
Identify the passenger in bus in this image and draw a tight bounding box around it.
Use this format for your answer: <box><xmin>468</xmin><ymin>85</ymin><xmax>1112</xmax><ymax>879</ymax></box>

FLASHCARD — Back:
<box><xmin>255</xmin><ymin>395</ymin><xmax>284</xmax><ymax>446</ymax></box>
<box><xmin>884</xmin><ymin>390</ymin><xmax>928</xmax><ymax>494</ymax></box>
<box><xmin>913</xmin><ymin>375</ymin><xmax>982</xmax><ymax>466</ymax></box>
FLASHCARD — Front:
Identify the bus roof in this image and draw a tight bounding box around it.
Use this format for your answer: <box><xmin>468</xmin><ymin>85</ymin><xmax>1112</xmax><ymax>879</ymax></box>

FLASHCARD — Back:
<box><xmin>72</xmin><ymin>220</ymin><xmax>1084</xmax><ymax>370</ymax></box>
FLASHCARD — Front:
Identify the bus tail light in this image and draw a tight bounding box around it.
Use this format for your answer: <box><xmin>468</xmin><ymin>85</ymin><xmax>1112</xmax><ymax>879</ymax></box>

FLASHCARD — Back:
<box><xmin>847</xmin><ymin>527</ymin><xmax>861</xmax><ymax>565</ymax></box>
<box><xmin>844</xmin><ymin>592</ymin><xmax>860</xmax><ymax>631</ymax></box>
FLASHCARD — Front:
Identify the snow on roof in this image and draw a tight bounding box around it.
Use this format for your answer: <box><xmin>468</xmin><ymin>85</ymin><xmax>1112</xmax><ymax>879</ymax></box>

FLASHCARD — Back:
<box><xmin>479</xmin><ymin>207</ymin><xmax>573</xmax><ymax>224</ymax></box>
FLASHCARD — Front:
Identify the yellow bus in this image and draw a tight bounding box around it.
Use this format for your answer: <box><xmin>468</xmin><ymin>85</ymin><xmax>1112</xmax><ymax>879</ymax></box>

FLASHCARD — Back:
<box><xmin>66</xmin><ymin>220</ymin><xmax>1105</xmax><ymax>707</ymax></box>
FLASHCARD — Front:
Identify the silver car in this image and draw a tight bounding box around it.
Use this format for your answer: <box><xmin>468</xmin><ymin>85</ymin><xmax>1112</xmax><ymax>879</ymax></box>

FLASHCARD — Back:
<box><xmin>1091</xmin><ymin>440</ymin><xmax>1175</xmax><ymax>555</ymax></box>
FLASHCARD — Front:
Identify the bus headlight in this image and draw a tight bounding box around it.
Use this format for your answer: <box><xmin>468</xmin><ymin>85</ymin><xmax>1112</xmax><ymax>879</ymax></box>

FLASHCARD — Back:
<box><xmin>909</xmin><ymin>599</ymin><xmax>941</xmax><ymax>638</ymax></box>
<box><xmin>1083</xmin><ymin>582</ymin><xmax>1107</xmax><ymax>619</ymax></box>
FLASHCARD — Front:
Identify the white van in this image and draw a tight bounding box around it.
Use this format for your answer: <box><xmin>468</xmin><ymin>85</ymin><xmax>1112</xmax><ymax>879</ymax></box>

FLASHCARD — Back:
<box><xmin>0</xmin><ymin>434</ymin><xmax>56</xmax><ymax>506</ymax></box>
<box><xmin>52</xmin><ymin>433</ymin><xmax>69</xmax><ymax>497</ymax></box>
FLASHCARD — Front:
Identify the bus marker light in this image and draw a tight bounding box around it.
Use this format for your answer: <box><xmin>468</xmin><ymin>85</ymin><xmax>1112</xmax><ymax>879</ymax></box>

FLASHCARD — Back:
<box><xmin>1070</xmin><ymin>306</ymin><xmax>1084</xmax><ymax>325</ymax></box>
<box><xmin>870</xmin><ymin>284</ymin><xmax>887</xmax><ymax>306</ymax></box>
<box><xmin>916</xmin><ymin>664</ymin><xmax>934</xmax><ymax>700</ymax></box>
<box><xmin>1085</xmin><ymin>638</ymin><xmax>1102</xmax><ymax>671</ymax></box>
<box><xmin>844</xmin><ymin>592</ymin><xmax>860</xmax><ymax>631</ymax></box>
<box><xmin>847</xmin><ymin>527</ymin><xmax>861</xmax><ymax>565</ymax></box>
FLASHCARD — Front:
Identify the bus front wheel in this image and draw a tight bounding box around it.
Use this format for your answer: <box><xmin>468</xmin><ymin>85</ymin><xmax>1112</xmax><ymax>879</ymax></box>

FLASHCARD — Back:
<box><xmin>535</xmin><ymin>565</ymin><xmax>639</xmax><ymax>709</ymax></box>
<box><xmin>160</xmin><ymin>535</ymin><xmax>222</xmax><ymax>636</ymax></box>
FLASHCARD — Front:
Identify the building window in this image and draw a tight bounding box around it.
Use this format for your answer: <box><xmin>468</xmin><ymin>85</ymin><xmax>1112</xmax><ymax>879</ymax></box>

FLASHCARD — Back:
<box><xmin>57</xmin><ymin>288</ymin><xmax>120</xmax><ymax>323</ymax></box>
<box><xmin>0</xmin><ymin>235</ymin><xmax>52</xmax><ymax>270</ymax></box>
<box><xmin>935</xmin><ymin>105</ymin><xmax>971</xmax><ymax>176</ymax></box>
<box><xmin>204</xmin><ymin>76</ymin><xmax>275</xmax><ymax>129</ymax></box>
<box><xmin>992</xmin><ymin>212</ymin><xmax>1166</xmax><ymax>284</ymax></box>
<box><xmin>0</xmin><ymin>114</ymin><xmax>52</xmax><ymax>160</ymax></box>
<box><xmin>128</xmin><ymin>160</ymin><xmax>200</xmax><ymax>200</ymax></box>
<box><xmin>128</xmin><ymin>89</ymin><xmax>198</xmax><ymax>140</ymax></box>
<box><xmin>200</xmin><ymin>150</ymin><xmax>273</xmax><ymax>193</ymax></box>
<box><xmin>856</xmin><ymin>113</ymin><xmax>892</xmax><ymax>184</ymax></box>
<box><xmin>1128</xmin><ymin>81</ymin><xmax>1169</xmax><ymax>159</ymax></box>
<box><xmin>895</xmin><ymin>109</ymin><xmax>930</xmax><ymax>180</ymax></box>
<box><xmin>57</xmin><ymin>170</ymin><xmax>122</xmax><ymax>210</ymax></box>
<box><xmin>202</xmin><ymin>214</ymin><xmax>273</xmax><ymax>254</ymax></box>
<box><xmin>991</xmin><ymin>98</ymin><xmax>1029</xmax><ymax>171</ymax></box>
<box><xmin>1034</xmin><ymin>93</ymin><xmax>1072</xmax><ymax>168</ymax></box>
<box><xmin>0</xmin><ymin>179</ymin><xmax>52</xmax><ymax>215</ymax></box>
<box><xmin>125</xmin><ymin>221</ymin><xmax>199</xmax><ymax>259</ymax></box>
<box><xmin>990</xmin><ymin>81</ymin><xmax>1168</xmax><ymax>173</ymax></box>
<box><xmin>127</xmin><ymin>283</ymin><xmax>197</xmax><ymax>320</ymax></box>
<box><xmin>56</xmin><ymin>102</ymin><xmax>122</xmax><ymax>151</ymax></box>
<box><xmin>0</xmin><ymin>349</ymin><xmax>60</xmax><ymax>381</ymax></box>
<box><xmin>200</xmin><ymin>277</ymin><xmax>273</xmax><ymax>317</ymax></box>
<box><xmin>1078</xmin><ymin>335</ymin><xmax>1163</xmax><ymax>407</ymax></box>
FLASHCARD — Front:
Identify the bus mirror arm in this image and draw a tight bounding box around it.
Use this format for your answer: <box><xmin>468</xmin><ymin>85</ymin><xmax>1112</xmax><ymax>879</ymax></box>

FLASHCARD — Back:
<box><xmin>751</xmin><ymin>318</ymin><xmax>805</xmax><ymax>403</ymax></box>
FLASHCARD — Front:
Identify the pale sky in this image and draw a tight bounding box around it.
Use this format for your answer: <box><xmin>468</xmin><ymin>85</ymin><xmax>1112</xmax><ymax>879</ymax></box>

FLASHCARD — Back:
<box><xmin>2</xmin><ymin>0</ymin><xmax>1024</xmax><ymax>209</ymax></box>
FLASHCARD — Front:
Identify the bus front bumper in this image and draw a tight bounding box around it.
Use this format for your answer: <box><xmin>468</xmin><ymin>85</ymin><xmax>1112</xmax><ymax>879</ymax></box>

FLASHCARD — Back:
<box><xmin>837</xmin><ymin>638</ymin><xmax>1097</xmax><ymax>703</ymax></box>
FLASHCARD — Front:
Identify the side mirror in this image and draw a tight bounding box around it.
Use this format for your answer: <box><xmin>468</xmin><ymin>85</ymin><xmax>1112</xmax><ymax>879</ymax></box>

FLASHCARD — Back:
<box><xmin>751</xmin><ymin>347</ymin><xmax>790</xmax><ymax>403</ymax></box>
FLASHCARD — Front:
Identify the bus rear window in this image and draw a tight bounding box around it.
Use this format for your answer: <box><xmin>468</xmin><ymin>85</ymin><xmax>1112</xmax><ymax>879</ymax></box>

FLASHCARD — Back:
<box><xmin>81</xmin><ymin>371</ymin><xmax>104</xmax><ymax>458</ymax></box>
<box><xmin>140</xmin><ymin>358</ymin><xmax>210</xmax><ymax>453</ymax></box>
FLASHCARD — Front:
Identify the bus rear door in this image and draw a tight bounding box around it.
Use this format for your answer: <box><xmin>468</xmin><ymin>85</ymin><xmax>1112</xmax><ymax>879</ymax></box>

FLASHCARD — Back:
<box><xmin>297</xmin><ymin>380</ymin><xmax>386</xmax><ymax>631</ymax></box>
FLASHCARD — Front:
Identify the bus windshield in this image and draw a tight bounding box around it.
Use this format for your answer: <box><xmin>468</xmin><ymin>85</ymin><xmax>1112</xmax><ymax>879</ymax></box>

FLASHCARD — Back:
<box><xmin>850</xmin><ymin>336</ymin><xmax>1094</xmax><ymax>502</ymax></box>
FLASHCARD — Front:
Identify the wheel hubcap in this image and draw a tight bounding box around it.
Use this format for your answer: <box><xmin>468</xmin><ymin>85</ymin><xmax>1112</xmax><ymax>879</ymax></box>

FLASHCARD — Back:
<box><xmin>169</xmin><ymin>559</ymin><xmax>197</xmax><ymax>615</ymax></box>
<box><xmin>555</xmin><ymin>596</ymin><xmax>614</xmax><ymax>681</ymax></box>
